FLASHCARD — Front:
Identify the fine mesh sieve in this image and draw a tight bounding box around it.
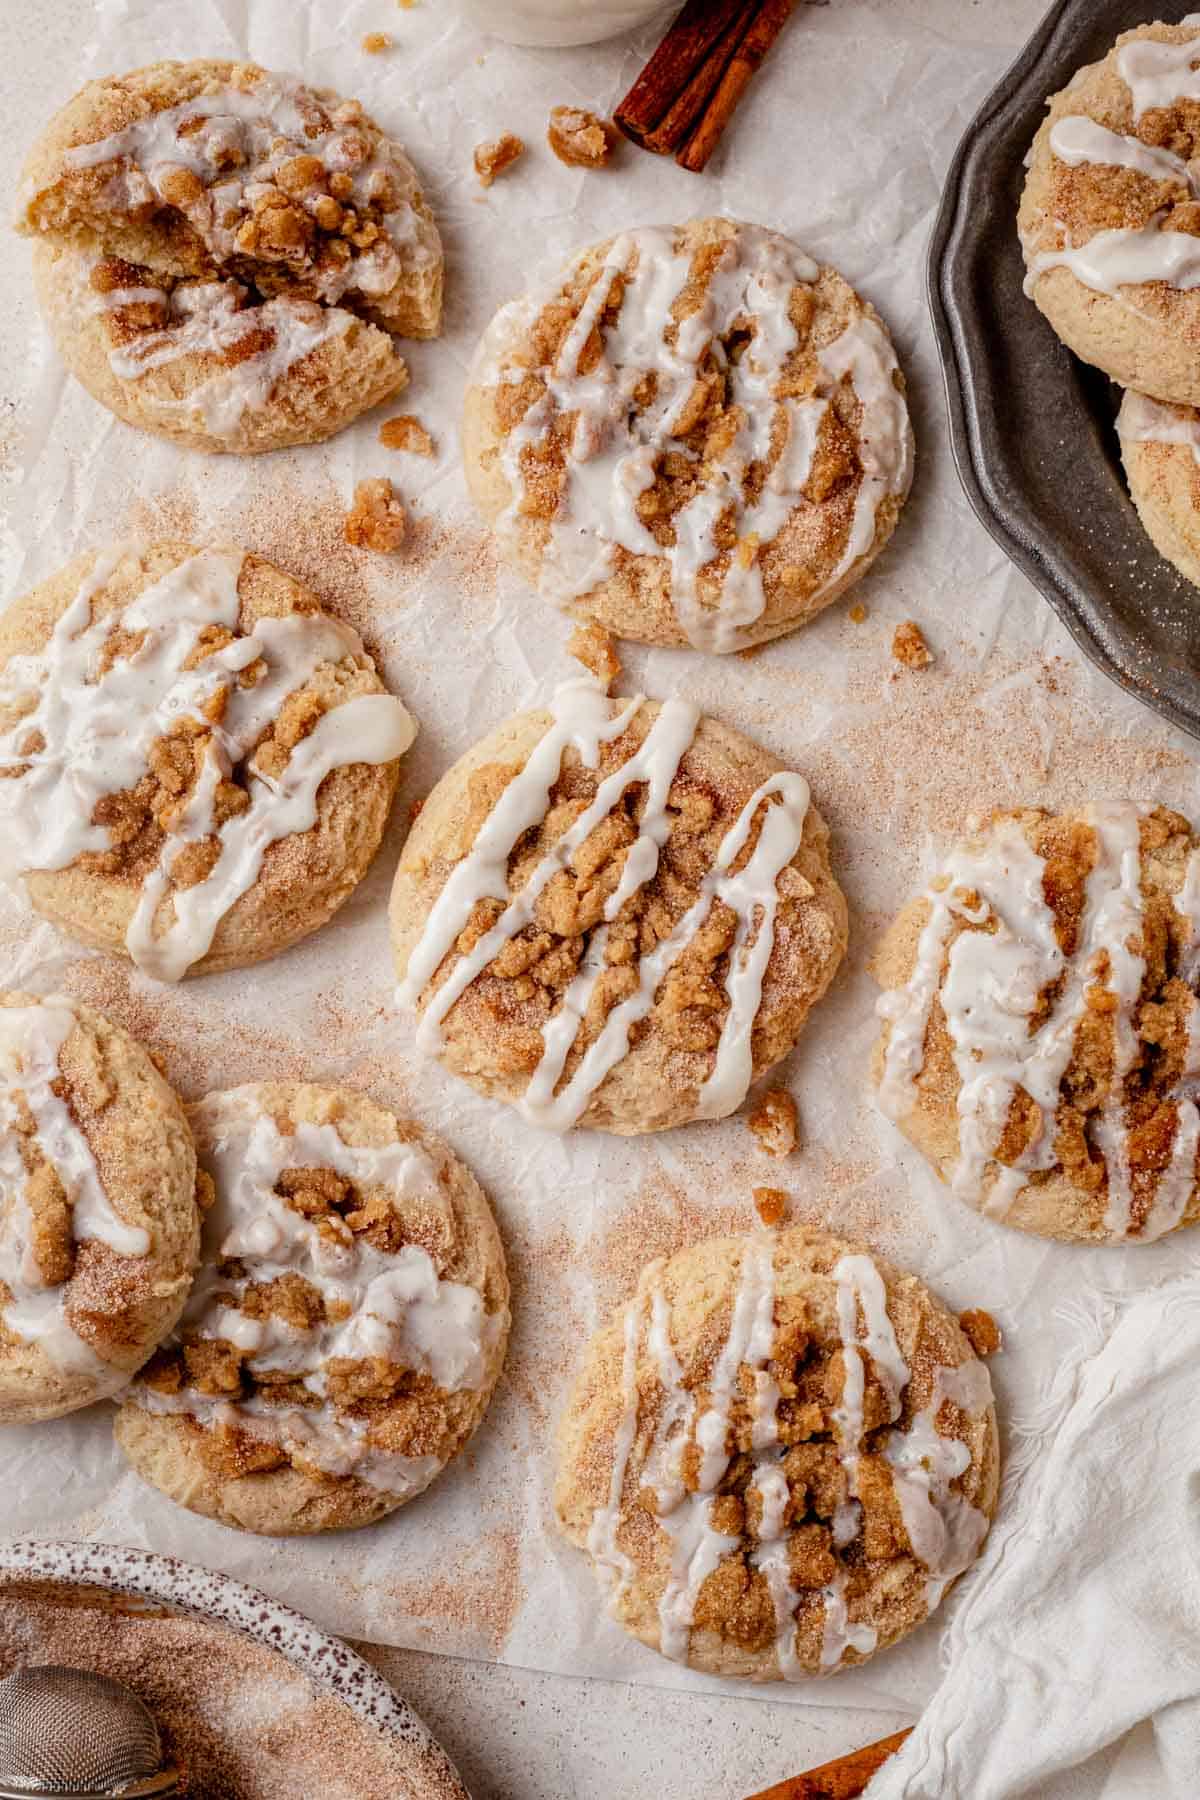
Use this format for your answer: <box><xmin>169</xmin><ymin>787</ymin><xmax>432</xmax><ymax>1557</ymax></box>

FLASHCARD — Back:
<box><xmin>0</xmin><ymin>1667</ymin><xmax>180</xmax><ymax>1797</ymax></box>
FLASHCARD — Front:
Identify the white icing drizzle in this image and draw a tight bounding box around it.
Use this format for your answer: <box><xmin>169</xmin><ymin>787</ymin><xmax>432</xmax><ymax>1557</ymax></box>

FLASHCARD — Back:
<box><xmin>91</xmin><ymin>283</ymin><xmax>168</xmax><ymax>311</ymax></box>
<box><xmin>0</xmin><ymin>549</ymin><xmax>415</xmax><ymax>981</ymax></box>
<box><xmin>1025</xmin><ymin>104</ymin><xmax>1200</xmax><ymax>305</ymax></box>
<box><xmin>0</xmin><ymin>997</ymin><xmax>149</xmax><ymax>1375</ymax></box>
<box><xmin>585</xmin><ymin>1282</ymin><xmax>646</xmax><ymax>1592</ymax></box>
<box><xmin>828</xmin><ymin>1255</ymin><xmax>989</xmax><ymax>1636</ymax></box>
<box><xmin>883</xmin><ymin>1359</ymin><xmax>993</xmax><ymax>1612</ymax></box>
<box><xmin>1117</xmin><ymin>30</ymin><xmax>1200</xmax><ymax>121</ymax></box>
<box><xmin>876</xmin><ymin>804</ymin><xmax>1200</xmax><ymax>1236</ymax></box>
<box><xmin>60</xmin><ymin>73</ymin><xmax>435</xmax><ymax>292</ymax></box>
<box><xmin>1049</xmin><ymin>116</ymin><xmax>1200</xmax><ymax>195</ymax></box>
<box><xmin>397</xmin><ymin>678</ymin><xmax>810</xmax><ymax>1130</ymax></box>
<box><xmin>1117</xmin><ymin>387</ymin><xmax>1200</xmax><ymax>466</ymax></box>
<box><xmin>478</xmin><ymin>224</ymin><xmax>911</xmax><ymax>652</ymax></box>
<box><xmin>1024</xmin><ymin>221</ymin><xmax>1200</xmax><ymax>300</ymax></box>
<box><xmin>133</xmin><ymin>1088</ymin><xmax>497</xmax><ymax>1497</ymax></box>
<box><xmin>818</xmin><ymin>1569</ymin><xmax>879</xmax><ymax>1672</ymax></box>
<box><xmin>587</xmin><ymin>1239</ymin><xmax>990</xmax><ymax>1678</ymax></box>
<box><xmin>1143</xmin><ymin>848</ymin><xmax>1200</xmax><ymax>1240</ymax></box>
<box><xmin>656</xmin><ymin>1237</ymin><xmax>776</xmax><ymax>1666</ymax></box>
<box><xmin>97</xmin><ymin>270</ymin><xmax>355</xmax><ymax>439</ymax></box>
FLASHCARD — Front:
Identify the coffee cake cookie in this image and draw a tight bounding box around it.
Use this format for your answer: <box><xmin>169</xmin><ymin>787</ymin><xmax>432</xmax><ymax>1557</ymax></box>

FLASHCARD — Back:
<box><xmin>1118</xmin><ymin>387</ymin><xmax>1200</xmax><ymax>587</ymax></box>
<box><xmin>0</xmin><ymin>543</ymin><xmax>416</xmax><ymax>981</ymax></box>
<box><xmin>116</xmin><ymin>1083</ymin><xmax>510</xmax><ymax>1536</ymax></box>
<box><xmin>463</xmin><ymin>217</ymin><xmax>913</xmax><ymax>653</ymax></box>
<box><xmin>390</xmin><ymin>680</ymin><xmax>847</xmax><ymax>1134</ymax></box>
<box><xmin>555</xmin><ymin>1227</ymin><xmax>998</xmax><ymax>1679</ymax></box>
<box><xmin>17</xmin><ymin>60</ymin><xmax>443</xmax><ymax>451</ymax></box>
<box><xmin>1020</xmin><ymin>20</ymin><xmax>1200</xmax><ymax>405</ymax></box>
<box><xmin>873</xmin><ymin>803</ymin><xmax>1200</xmax><ymax>1243</ymax></box>
<box><xmin>0</xmin><ymin>992</ymin><xmax>198</xmax><ymax>1425</ymax></box>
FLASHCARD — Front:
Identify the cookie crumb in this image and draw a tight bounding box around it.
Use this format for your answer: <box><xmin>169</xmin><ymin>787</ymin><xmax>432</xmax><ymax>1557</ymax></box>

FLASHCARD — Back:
<box><xmin>959</xmin><ymin>1308</ymin><xmax>1003</xmax><ymax>1357</ymax></box>
<box><xmin>548</xmin><ymin>106</ymin><xmax>616</xmax><ymax>169</ymax></box>
<box><xmin>361</xmin><ymin>31</ymin><xmax>391</xmax><ymax>52</ymax></box>
<box><xmin>379</xmin><ymin>414</ymin><xmax>435</xmax><ymax>455</ymax></box>
<box><xmin>474</xmin><ymin>134</ymin><xmax>525</xmax><ymax>187</ymax></box>
<box><xmin>848</xmin><ymin>602</ymin><xmax>868</xmax><ymax>624</ymax></box>
<box><xmin>753</xmin><ymin>1187</ymin><xmax>789</xmax><ymax>1227</ymax></box>
<box><xmin>747</xmin><ymin>1088</ymin><xmax>799</xmax><ymax>1159</ymax></box>
<box><xmin>344</xmin><ymin>479</ymin><xmax>408</xmax><ymax>553</ymax></box>
<box><xmin>567</xmin><ymin>621</ymin><xmax>621</xmax><ymax>687</ymax></box>
<box><xmin>892</xmin><ymin>620</ymin><xmax>933</xmax><ymax>669</ymax></box>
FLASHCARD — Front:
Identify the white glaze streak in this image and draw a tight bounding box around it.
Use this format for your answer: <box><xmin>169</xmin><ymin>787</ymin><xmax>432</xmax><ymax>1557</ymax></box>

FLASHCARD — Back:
<box><xmin>480</xmin><ymin>225</ymin><xmax>910</xmax><ymax>651</ymax></box>
<box><xmin>587</xmin><ymin>1240</ymin><xmax>989</xmax><ymax>1679</ymax></box>
<box><xmin>0</xmin><ymin>998</ymin><xmax>148</xmax><ymax>1374</ymax></box>
<box><xmin>133</xmin><ymin>1088</ymin><xmax>495</xmax><ymax>1496</ymax></box>
<box><xmin>399</xmin><ymin>678</ymin><xmax>810</xmax><ymax>1129</ymax></box>
<box><xmin>876</xmin><ymin>804</ymin><xmax>1200</xmax><ymax>1237</ymax></box>
<box><xmin>1118</xmin><ymin>388</ymin><xmax>1200</xmax><ymax>467</ymax></box>
<box><xmin>0</xmin><ymin>550</ymin><xmax>415</xmax><ymax>981</ymax></box>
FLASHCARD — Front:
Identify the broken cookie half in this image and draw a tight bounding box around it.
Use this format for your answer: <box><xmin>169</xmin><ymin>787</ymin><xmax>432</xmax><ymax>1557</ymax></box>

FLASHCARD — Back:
<box><xmin>17</xmin><ymin>58</ymin><xmax>443</xmax><ymax>453</ymax></box>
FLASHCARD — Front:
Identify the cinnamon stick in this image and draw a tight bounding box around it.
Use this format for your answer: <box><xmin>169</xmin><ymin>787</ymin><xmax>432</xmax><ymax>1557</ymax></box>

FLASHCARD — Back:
<box><xmin>676</xmin><ymin>0</ymin><xmax>798</xmax><ymax>172</ymax></box>
<box><xmin>614</xmin><ymin>0</ymin><xmax>753</xmax><ymax>147</ymax></box>
<box><xmin>743</xmin><ymin>1728</ymin><xmax>913</xmax><ymax>1800</ymax></box>
<box><xmin>642</xmin><ymin>5</ymin><xmax>757</xmax><ymax>154</ymax></box>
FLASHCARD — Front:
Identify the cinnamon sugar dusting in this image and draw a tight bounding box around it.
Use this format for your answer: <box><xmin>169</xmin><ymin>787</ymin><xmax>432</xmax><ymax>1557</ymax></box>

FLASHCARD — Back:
<box><xmin>385</xmin><ymin>1527</ymin><xmax>522</xmax><ymax>1657</ymax></box>
<box><xmin>0</xmin><ymin>1588</ymin><xmax>457</xmax><ymax>1799</ymax></box>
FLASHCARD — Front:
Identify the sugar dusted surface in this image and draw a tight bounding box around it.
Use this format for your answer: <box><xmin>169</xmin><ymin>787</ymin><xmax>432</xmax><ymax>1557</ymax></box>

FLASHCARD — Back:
<box><xmin>0</xmin><ymin>0</ymin><xmax>1179</xmax><ymax>1775</ymax></box>
<box><xmin>0</xmin><ymin>1587</ymin><xmax>457</xmax><ymax>1799</ymax></box>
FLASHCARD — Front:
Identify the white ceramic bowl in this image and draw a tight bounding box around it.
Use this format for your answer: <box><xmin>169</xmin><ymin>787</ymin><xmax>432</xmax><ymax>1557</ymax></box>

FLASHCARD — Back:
<box><xmin>0</xmin><ymin>1540</ymin><xmax>468</xmax><ymax>1799</ymax></box>
<box><xmin>457</xmin><ymin>0</ymin><xmax>671</xmax><ymax>48</ymax></box>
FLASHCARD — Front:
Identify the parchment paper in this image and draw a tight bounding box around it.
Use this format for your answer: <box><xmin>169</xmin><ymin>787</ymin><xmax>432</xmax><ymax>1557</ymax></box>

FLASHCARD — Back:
<box><xmin>2</xmin><ymin>0</ymin><xmax>1196</xmax><ymax>1723</ymax></box>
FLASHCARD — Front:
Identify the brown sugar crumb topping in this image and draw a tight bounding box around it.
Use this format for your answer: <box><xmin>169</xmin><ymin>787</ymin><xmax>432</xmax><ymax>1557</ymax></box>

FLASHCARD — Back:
<box><xmin>566</xmin><ymin>620</ymin><xmax>621</xmax><ymax>687</ymax></box>
<box><xmin>55</xmin><ymin>82</ymin><xmax>425</xmax><ymax>320</ymax></box>
<box><xmin>620</xmin><ymin>1282</ymin><xmax>978</xmax><ymax>1657</ymax></box>
<box><xmin>892</xmin><ymin>620</ymin><xmax>932</xmax><ymax>669</ymax></box>
<box><xmin>474</xmin><ymin>133</ymin><xmax>526</xmax><ymax>187</ymax></box>
<box><xmin>378</xmin><ymin>413</ymin><xmax>435</xmax><ymax>455</ymax></box>
<box><xmin>747</xmin><ymin>1088</ymin><xmax>799</xmax><ymax>1158</ymax></box>
<box><xmin>958</xmin><ymin>1309</ymin><xmax>1003</xmax><ymax>1358</ymax></box>
<box><xmin>547</xmin><ymin>106</ymin><xmax>616</xmax><ymax>169</ymax></box>
<box><xmin>901</xmin><ymin>806</ymin><xmax>1200</xmax><ymax>1234</ymax></box>
<box><xmin>142</xmin><ymin>1154</ymin><xmax>459</xmax><ymax>1478</ymax></box>
<box><xmin>431</xmin><ymin>718</ymin><xmax>831</xmax><ymax>1096</ymax></box>
<box><xmin>494</xmin><ymin>232</ymin><xmax>862</xmax><ymax>571</ymax></box>
<box><xmin>344</xmin><ymin>477</ymin><xmax>408</xmax><ymax>552</ymax></box>
<box><xmin>753</xmin><ymin>1186</ymin><xmax>789</xmax><ymax>1226</ymax></box>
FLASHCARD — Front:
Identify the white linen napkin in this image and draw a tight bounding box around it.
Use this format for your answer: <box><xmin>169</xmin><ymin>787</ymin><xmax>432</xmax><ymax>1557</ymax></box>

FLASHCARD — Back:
<box><xmin>868</xmin><ymin>1278</ymin><xmax>1200</xmax><ymax>1798</ymax></box>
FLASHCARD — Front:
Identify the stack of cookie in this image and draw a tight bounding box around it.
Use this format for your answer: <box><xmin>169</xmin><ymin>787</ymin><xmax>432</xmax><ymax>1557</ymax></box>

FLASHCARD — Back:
<box><xmin>3</xmin><ymin>39</ymin><xmax>1195</xmax><ymax>1703</ymax></box>
<box><xmin>1021</xmin><ymin>17</ymin><xmax>1200</xmax><ymax>591</ymax></box>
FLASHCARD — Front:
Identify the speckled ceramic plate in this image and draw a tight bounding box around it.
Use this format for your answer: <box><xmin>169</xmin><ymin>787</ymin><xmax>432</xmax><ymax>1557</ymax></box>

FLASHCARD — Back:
<box><xmin>929</xmin><ymin>0</ymin><xmax>1200</xmax><ymax>740</ymax></box>
<box><xmin>0</xmin><ymin>1540</ymin><xmax>469</xmax><ymax>1800</ymax></box>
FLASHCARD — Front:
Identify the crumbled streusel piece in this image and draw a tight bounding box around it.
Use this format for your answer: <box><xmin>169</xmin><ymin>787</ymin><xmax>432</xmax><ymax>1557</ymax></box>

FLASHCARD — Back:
<box><xmin>959</xmin><ymin>1309</ymin><xmax>1003</xmax><ymax>1357</ymax></box>
<box><xmin>753</xmin><ymin>1186</ymin><xmax>789</xmax><ymax>1227</ymax></box>
<box><xmin>548</xmin><ymin>106</ymin><xmax>615</xmax><ymax>169</ymax></box>
<box><xmin>892</xmin><ymin>620</ymin><xmax>932</xmax><ymax>669</ymax></box>
<box><xmin>362</xmin><ymin>31</ymin><xmax>391</xmax><ymax>52</ymax></box>
<box><xmin>379</xmin><ymin>414</ymin><xmax>435</xmax><ymax>455</ymax></box>
<box><xmin>345</xmin><ymin>478</ymin><xmax>408</xmax><ymax>553</ymax></box>
<box><xmin>748</xmin><ymin>1088</ymin><xmax>799</xmax><ymax>1159</ymax></box>
<box><xmin>567</xmin><ymin>620</ymin><xmax>621</xmax><ymax>687</ymax></box>
<box><xmin>474</xmin><ymin>133</ymin><xmax>525</xmax><ymax>188</ymax></box>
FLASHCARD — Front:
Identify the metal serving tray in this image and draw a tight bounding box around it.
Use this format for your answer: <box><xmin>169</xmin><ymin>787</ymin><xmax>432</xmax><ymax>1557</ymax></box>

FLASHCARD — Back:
<box><xmin>929</xmin><ymin>0</ymin><xmax>1200</xmax><ymax>739</ymax></box>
